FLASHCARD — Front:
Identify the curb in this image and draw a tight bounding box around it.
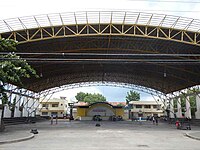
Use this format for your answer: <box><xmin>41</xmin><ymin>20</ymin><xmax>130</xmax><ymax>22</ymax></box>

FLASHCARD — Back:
<box><xmin>185</xmin><ymin>133</ymin><xmax>200</xmax><ymax>141</ymax></box>
<box><xmin>0</xmin><ymin>133</ymin><xmax>35</xmax><ymax>145</ymax></box>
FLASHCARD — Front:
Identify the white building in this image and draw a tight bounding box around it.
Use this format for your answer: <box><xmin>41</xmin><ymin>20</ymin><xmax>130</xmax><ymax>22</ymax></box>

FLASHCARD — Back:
<box><xmin>39</xmin><ymin>97</ymin><xmax>71</xmax><ymax>118</ymax></box>
<box><xmin>129</xmin><ymin>101</ymin><xmax>164</xmax><ymax>118</ymax></box>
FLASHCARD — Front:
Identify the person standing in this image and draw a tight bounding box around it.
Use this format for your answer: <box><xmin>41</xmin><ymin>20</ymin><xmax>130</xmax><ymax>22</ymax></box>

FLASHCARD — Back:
<box><xmin>51</xmin><ymin>114</ymin><xmax>53</xmax><ymax>125</ymax></box>
<box><xmin>155</xmin><ymin>117</ymin><xmax>158</xmax><ymax>125</ymax></box>
<box><xmin>152</xmin><ymin>116</ymin><xmax>155</xmax><ymax>125</ymax></box>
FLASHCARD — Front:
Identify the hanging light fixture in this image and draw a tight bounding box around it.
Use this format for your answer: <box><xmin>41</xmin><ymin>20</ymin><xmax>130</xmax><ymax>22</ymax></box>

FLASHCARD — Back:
<box><xmin>164</xmin><ymin>72</ymin><xmax>167</xmax><ymax>78</ymax></box>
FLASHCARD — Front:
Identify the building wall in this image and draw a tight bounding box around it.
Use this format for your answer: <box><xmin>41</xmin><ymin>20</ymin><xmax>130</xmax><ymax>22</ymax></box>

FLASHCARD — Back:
<box><xmin>39</xmin><ymin>97</ymin><xmax>70</xmax><ymax>118</ymax></box>
<box><xmin>76</xmin><ymin>107</ymin><xmax>86</xmax><ymax>117</ymax></box>
<box><xmin>130</xmin><ymin>101</ymin><xmax>164</xmax><ymax>118</ymax></box>
<box><xmin>76</xmin><ymin>103</ymin><xmax>124</xmax><ymax>120</ymax></box>
<box><xmin>87</xmin><ymin>104</ymin><xmax>115</xmax><ymax>117</ymax></box>
<box><xmin>115</xmin><ymin>108</ymin><xmax>124</xmax><ymax>117</ymax></box>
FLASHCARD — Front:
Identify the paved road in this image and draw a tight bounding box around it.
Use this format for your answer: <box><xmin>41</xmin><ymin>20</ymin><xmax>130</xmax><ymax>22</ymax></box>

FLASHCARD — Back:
<box><xmin>0</xmin><ymin>120</ymin><xmax>200</xmax><ymax>150</ymax></box>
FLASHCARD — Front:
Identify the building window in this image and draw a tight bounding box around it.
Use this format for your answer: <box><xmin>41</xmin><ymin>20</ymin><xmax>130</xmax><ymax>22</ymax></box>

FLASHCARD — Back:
<box><xmin>42</xmin><ymin>104</ymin><xmax>48</xmax><ymax>108</ymax></box>
<box><xmin>42</xmin><ymin>112</ymin><xmax>48</xmax><ymax>115</ymax></box>
<box><xmin>135</xmin><ymin>105</ymin><xmax>142</xmax><ymax>108</ymax></box>
<box><xmin>51</xmin><ymin>112</ymin><xmax>58</xmax><ymax>116</ymax></box>
<box><xmin>153</xmin><ymin>105</ymin><xmax>158</xmax><ymax>109</ymax></box>
<box><xmin>144</xmin><ymin>105</ymin><xmax>151</xmax><ymax>109</ymax></box>
<box><xmin>52</xmin><ymin>104</ymin><xmax>58</xmax><ymax>107</ymax></box>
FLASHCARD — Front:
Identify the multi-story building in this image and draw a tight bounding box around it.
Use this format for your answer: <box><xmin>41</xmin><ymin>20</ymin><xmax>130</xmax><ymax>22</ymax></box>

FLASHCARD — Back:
<box><xmin>129</xmin><ymin>101</ymin><xmax>164</xmax><ymax>119</ymax></box>
<box><xmin>39</xmin><ymin>97</ymin><xmax>71</xmax><ymax>118</ymax></box>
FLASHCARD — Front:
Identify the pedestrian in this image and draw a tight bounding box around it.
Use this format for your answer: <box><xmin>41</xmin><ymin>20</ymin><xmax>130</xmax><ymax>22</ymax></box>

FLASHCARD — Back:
<box><xmin>152</xmin><ymin>116</ymin><xmax>155</xmax><ymax>125</ymax></box>
<box><xmin>155</xmin><ymin>117</ymin><xmax>158</xmax><ymax>125</ymax></box>
<box><xmin>51</xmin><ymin>114</ymin><xmax>53</xmax><ymax>125</ymax></box>
<box><xmin>175</xmin><ymin>120</ymin><xmax>181</xmax><ymax>129</ymax></box>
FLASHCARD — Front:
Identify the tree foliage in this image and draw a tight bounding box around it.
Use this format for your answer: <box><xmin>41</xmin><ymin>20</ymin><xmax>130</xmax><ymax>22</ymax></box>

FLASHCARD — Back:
<box><xmin>0</xmin><ymin>38</ymin><xmax>38</xmax><ymax>104</ymax></box>
<box><xmin>75</xmin><ymin>92</ymin><xmax>106</xmax><ymax>104</ymax></box>
<box><xmin>0</xmin><ymin>38</ymin><xmax>17</xmax><ymax>52</ymax></box>
<box><xmin>0</xmin><ymin>38</ymin><xmax>39</xmax><ymax>131</ymax></box>
<box><xmin>125</xmin><ymin>90</ymin><xmax>140</xmax><ymax>104</ymax></box>
<box><xmin>75</xmin><ymin>92</ymin><xmax>88</xmax><ymax>102</ymax></box>
<box><xmin>1</xmin><ymin>54</ymin><xmax>38</xmax><ymax>85</ymax></box>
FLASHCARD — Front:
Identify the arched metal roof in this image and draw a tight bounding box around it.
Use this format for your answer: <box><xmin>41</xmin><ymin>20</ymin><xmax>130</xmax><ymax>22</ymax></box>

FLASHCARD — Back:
<box><xmin>1</xmin><ymin>11</ymin><xmax>200</xmax><ymax>33</ymax></box>
<box><xmin>0</xmin><ymin>11</ymin><xmax>200</xmax><ymax>46</ymax></box>
<box><xmin>1</xmin><ymin>11</ymin><xmax>200</xmax><ymax>94</ymax></box>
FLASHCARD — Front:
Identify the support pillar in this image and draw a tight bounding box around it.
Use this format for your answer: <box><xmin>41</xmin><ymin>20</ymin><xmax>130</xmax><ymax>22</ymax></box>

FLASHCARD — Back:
<box><xmin>0</xmin><ymin>109</ymin><xmax>2</xmax><ymax>120</ymax></box>
<box><xmin>169</xmin><ymin>99</ymin><xmax>175</xmax><ymax>118</ymax></box>
<box><xmin>23</xmin><ymin>97</ymin><xmax>28</xmax><ymax>117</ymax></box>
<box><xmin>164</xmin><ymin>99</ymin><xmax>168</xmax><ymax>116</ymax></box>
<box><xmin>176</xmin><ymin>97</ymin><xmax>182</xmax><ymax>118</ymax></box>
<box><xmin>185</xmin><ymin>96</ymin><xmax>191</xmax><ymax>119</ymax></box>
<box><xmin>34</xmin><ymin>99</ymin><xmax>39</xmax><ymax>116</ymax></box>
<box><xmin>14</xmin><ymin>95</ymin><xmax>21</xmax><ymax>117</ymax></box>
<box><xmin>195</xmin><ymin>94</ymin><xmax>200</xmax><ymax>119</ymax></box>
<box><xmin>3</xmin><ymin>104</ymin><xmax>11</xmax><ymax>118</ymax></box>
<box><xmin>28</xmin><ymin>98</ymin><xmax>34</xmax><ymax>117</ymax></box>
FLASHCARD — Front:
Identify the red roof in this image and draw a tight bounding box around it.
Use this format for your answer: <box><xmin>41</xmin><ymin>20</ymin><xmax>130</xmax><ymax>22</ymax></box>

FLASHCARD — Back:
<box><xmin>74</xmin><ymin>102</ymin><xmax>88</xmax><ymax>106</ymax></box>
<box><xmin>109</xmin><ymin>102</ymin><xmax>126</xmax><ymax>106</ymax></box>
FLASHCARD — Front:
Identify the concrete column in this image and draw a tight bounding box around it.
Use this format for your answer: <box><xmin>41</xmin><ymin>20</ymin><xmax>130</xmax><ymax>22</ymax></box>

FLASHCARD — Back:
<box><xmin>23</xmin><ymin>97</ymin><xmax>28</xmax><ymax>117</ymax></box>
<box><xmin>28</xmin><ymin>98</ymin><xmax>34</xmax><ymax>117</ymax></box>
<box><xmin>185</xmin><ymin>96</ymin><xmax>192</xmax><ymax>119</ymax></box>
<box><xmin>3</xmin><ymin>104</ymin><xmax>11</xmax><ymax>118</ymax></box>
<box><xmin>195</xmin><ymin>94</ymin><xmax>200</xmax><ymax>119</ymax></box>
<box><xmin>176</xmin><ymin>97</ymin><xmax>182</xmax><ymax>118</ymax></box>
<box><xmin>34</xmin><ymin>99</ymin><xmax>40</xmax><ymax>116</ymax></box>
<box><xmin>164</xmin><ymin>99</ymin><xmax>168</xmax><ymax>116</ymax></box>
<box><xmin>0</xmin><ymin>109</ymin><xmax>2</xmax><ymax>120</ymax></box>
<box><xmin>169</xmin><ymin>99</ymin><xmax>175</xmax><ymax>118</ymax></box>
<box><xmin>14</xmin><ymin>95</ymin><xmax>21</xmax><ymax>117</ymax></box>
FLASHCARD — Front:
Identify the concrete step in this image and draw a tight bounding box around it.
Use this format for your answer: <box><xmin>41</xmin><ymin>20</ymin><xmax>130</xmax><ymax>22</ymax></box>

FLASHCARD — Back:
<box><xmin>2</xmin><ymin>117</ymin><xmax>35</xmax><ymax>126</ymax></box>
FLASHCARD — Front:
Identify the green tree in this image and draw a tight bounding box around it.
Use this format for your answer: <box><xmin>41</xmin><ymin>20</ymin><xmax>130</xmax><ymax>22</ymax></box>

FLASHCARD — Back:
<box><xmin>0</xmin><ymin>38</ymin><xmax>38</xmax><ymax>131</ymax></box>
<box><xmin>75</xmin><ymin>92</ymin><xmax>106</xmax><ymax>104</ymax></box>
<box><xmin>125</xmin><ymin>90</ymin><xmax>140</xmax><ymax>104</ymax></box>
<box><xmin>75</xmin><ymin>92</ymin><xmax>89</xmax><ymax>102</ymax></box>
<box><xmin>117</xmin><ymin>103</ymin><xmax>125</xmax><ymax>107</ymax></box>
<box><xmin>83</xmin><ymin>93</ymin><xmax>106</xmax><ymax>104</ymax></box>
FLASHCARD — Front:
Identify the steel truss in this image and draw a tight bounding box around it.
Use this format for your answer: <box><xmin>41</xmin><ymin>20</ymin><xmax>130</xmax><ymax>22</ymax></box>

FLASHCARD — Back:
<box><xmin>1</xmin><ymin>84</ymin><xmax>40</xmax><ymax>116</ymax></box>
<box><xmin>2</xmin><ymin>83</ymin><xmax>200</xmax><ymax>113</ymax></box>
<box><xmin>0</xmin><ymin>11</ymin><xmax>200</xmax><ymax>46</ymax></box>
<box><xmin>40</xmin><ymin>81</ymin><xmax>164</xmax><ymax>98</ymax></box>
<box><xmin>1</xmin><ymin>53</ymin><xmax>200</xmax><ymax>64</ymax></box>
<box><xmin>159</xmin><ymin>85</ymin><xmax>200</xmax><ymax>115</ymax></box>
<box><xmin>26</xmin><ymin>71</ymin><xmax>169</xmax><ymax>94</ymax></box>
<box><xmin>166</xmin><ymin>85</ymin><xmax>200</xmax><ymax>99</ymax></box>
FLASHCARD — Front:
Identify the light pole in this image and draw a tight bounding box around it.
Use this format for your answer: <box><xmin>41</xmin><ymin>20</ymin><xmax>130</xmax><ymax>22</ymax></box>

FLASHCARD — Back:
<box><xmin>68</xmin><ymin>103</ymin><xmax>74</xmax><ymax>120</ymax></box>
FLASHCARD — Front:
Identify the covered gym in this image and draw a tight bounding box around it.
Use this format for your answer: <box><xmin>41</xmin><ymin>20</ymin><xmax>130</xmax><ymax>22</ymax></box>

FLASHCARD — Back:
<box><xmin>1</xmin><ymin>11</ymin><xmax>200</xmax><ymax>120</ymax></box>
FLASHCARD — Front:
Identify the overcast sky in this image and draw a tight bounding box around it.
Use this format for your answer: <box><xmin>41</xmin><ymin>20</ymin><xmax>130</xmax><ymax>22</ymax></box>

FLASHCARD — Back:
<box><xmin>1</xmin><ymin>0</ymin><xmax>199</xmax><ymax>102</ymax></box>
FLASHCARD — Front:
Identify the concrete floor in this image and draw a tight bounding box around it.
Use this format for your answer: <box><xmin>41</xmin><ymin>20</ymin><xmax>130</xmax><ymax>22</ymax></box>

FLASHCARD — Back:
<box><xmin>0</xmin><ymin>120</ymin><xmax>200</xmax><ymax>150</ymax></box>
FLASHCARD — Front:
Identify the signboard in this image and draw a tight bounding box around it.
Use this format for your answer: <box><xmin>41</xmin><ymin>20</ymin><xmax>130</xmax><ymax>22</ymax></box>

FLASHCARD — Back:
<box><xmin>87</xmin><ymin>106</ymin><xmax>114</xmax><ymax>116</ymax></box>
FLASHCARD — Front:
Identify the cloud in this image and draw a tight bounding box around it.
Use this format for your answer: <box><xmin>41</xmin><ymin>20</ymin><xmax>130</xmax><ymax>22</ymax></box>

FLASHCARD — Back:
<box><xmin>51</xmin><ymin>85</ymin><xmax>160</xmax><ymax>103</ymax></box>
<box><xmin>141</xmin><ymin>94</ymin><xmax>156</xmax><ymax>101</ymax></box>
<box><xmin>52</xmin><ymin>86</ymin><xmax>103</xmax><ymax>101</ymax></box>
